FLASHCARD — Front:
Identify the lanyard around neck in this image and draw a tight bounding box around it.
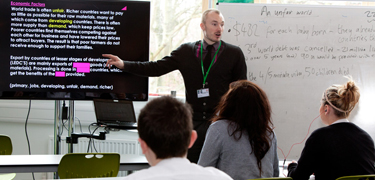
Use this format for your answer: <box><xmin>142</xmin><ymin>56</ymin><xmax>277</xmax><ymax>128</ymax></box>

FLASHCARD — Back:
<box><xmin>200</xmin><ymin>40</ymin><xmax>221</xmax><ymax>88</ymax></box>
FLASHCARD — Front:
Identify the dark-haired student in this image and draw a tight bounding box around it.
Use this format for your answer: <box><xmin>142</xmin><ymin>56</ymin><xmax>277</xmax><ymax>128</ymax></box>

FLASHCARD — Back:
<box><xmin>288</xmin><ymin>77</ymin><xmax>375</xmax><ymax>180</ymax></box>
<box><xmin>103</xmin><ymin>8</ymin><xmax>247</xmax><ymax>163</ymax></box>
<box><xmin>123</xmin><ymin>96</ymin><xmax>233</xmax><ymax>180</ymax></box>
<box><xmin>198</xmin><ymin>80</ymin><xmax>279</xmax><ymax>180</ymax></box>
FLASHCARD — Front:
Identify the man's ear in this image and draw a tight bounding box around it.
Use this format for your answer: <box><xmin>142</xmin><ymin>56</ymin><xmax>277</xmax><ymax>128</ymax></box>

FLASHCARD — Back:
<box><xmin>138</xmin><ymin>138</ymin><xmax>148</xmax><ymax>155</ymax></box>
<box><xmin>188</xmin><ymin>130</ymin><xmax>198</xmax><ymax>149</ymax></box>
<box><xmin>200</xmin><ymin>22</ymin><xmax>205</xmax><ymax>31</ymax></box>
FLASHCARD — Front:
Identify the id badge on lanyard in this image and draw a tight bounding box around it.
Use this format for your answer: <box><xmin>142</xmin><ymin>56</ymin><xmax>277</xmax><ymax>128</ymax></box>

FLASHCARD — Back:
<box><xmin>197</xmin><ymin>41</ymin><xmax>221</xmax><ymax>98</ymax></box>
<box><xmin>197</xmin><ymin>88</ymin><xmax>209</xmax><ymax>98</ymax></box>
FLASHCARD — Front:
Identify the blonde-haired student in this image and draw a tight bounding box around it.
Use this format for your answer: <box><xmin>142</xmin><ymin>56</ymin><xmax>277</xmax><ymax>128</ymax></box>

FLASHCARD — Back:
<box><xmin>288</xmin><ymin>77</ymin><xmax>375</xmax><ymax>180</ymax></box>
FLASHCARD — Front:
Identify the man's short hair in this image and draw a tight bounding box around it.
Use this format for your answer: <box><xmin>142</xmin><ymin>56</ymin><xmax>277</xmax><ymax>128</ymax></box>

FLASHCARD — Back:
<box><xmin>137</xmin><ymin>96</ymin><xmax>193</xmax><ymax>159</ymax></box>
<box><xmin>201</xmin><ymin>8</ymin><xmax>221</xmax><ymax>24</ymax></box>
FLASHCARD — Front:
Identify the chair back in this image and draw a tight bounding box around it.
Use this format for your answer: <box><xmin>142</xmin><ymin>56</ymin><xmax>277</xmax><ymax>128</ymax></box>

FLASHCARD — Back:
<box><xmin>58</xmin><ymin>153</ymin><xmax>120</xmax><ymax>179</ymax></box>
<box><xmin>0</xmin><ymin>173</ymin><xmax>16</xmax><ymax>180</ymax></box>
<box><xmin>0</xmin><ymin>135</ymin><xmax>16</xmax><ymax>180</ymax></box>
<box><xmin>0</xmin><ymin>135</ymin><xmax>12</xmax><ymax>155</ymax></box>
<box><xmin>248</xmin><ymin>178</ymin><xmax>293</xmax><ymax>180</ymax></box>
<box><xmin>336</xmin><ymin>175</ymin><xmax>375</xmax><ymax>180</ymax></box>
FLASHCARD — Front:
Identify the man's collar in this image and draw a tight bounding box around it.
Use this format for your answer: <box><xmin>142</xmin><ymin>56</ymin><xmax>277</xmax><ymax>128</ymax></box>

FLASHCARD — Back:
<box><xmin>202</xmin><ymin>40</ymin><xmax>220</xmax><ymax>50</ymax></box>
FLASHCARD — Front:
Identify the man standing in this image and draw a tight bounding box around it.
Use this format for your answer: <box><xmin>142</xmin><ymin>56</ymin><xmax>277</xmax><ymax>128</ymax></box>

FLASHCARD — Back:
<box><xmin>103</xmin><ymin>9</ymin><xmax>247</xmax><ymax>163</ymax></box>
<box><xmin>123</xmin><ymin>96</ymin><xmax>233</xmax><ymax>180</ymax></box>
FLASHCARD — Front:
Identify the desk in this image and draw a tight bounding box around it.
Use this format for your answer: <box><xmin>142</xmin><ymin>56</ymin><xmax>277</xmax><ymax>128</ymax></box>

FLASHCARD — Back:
<box><xmin>279</xmin><ymin>160</ymin><xmax>290</xmax><ymax>177</ymax></box>
<box><xmin>279</xmin><ymin>160</ymin><xmax>315</xmax><ymax>179</ymax></box>
<box><xmin>0</xmin><ymin>154</ymin><xmax>149</xmax><ymax>173</ymax></box>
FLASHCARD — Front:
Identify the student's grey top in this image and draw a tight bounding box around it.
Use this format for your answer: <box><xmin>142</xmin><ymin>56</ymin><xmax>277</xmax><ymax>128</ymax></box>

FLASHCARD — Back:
<box><xmin>198</xmin><ymin>120</ymin><xmax>279</xmax><ymax>180</ymax></box>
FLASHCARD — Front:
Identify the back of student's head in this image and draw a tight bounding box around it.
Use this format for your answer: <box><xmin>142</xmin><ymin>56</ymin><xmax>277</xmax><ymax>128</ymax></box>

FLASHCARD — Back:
<box><xmin>137</xmin><ymin>96</ymin><xmax>193</xmax><ymax>159</ymax></box>
<box><xmin>322</xmin><ymin>76</ymin><xmax>360</xmax><ymax>118</ymax></box>
<box><xmin>213</xmin><ymin>79</ymin><xmax>273</xmax><ymax>175</ymax></box>
<box><xmin>214</xmin><ymin>80</ymin><xmax>273</xmax><ymax>134</ymax></box>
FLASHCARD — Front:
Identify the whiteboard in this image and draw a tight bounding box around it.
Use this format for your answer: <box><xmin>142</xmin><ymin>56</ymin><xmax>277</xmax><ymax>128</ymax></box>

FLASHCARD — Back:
<box><xmin>218</xmin><ymin>3</ymin><xmax>375</xmax><ymax>160</ymax></box>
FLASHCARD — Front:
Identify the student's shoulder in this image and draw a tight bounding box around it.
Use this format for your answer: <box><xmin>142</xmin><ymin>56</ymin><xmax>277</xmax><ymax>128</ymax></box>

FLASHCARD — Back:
<box><xmin>121</xmin><ymin>168</ymin><xmax>150</xmax><ymax>180</ymax></box>
<box><xmin>316</xmin><ymin>122</ymin><xmax>356</xmax><ymax>134</ymax></box>
<box><xmin>308</xmin><ymin>125</ymin><xmax>334</xmax><ymax>140</ymax></box>
<box><xmin>210</xmin><ymin>120</ymin><xmax>230</xmax><ymax>130</ymax></box>
<box><xmin>123</xmin><ymin>164</ymin><xmax>233</xmax><ymax>180</ymax></box>
<box><xmin>194</xmin><ymin>165</ymin><xmax>233</xmax><ymax>180</ymax></box>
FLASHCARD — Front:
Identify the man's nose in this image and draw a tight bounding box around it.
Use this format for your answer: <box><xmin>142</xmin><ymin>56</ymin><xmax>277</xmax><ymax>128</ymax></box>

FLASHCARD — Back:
<box><xmin>218</xmin><ymin>25</ymin><xmax>224</xmax><ymax>32</ymax></box>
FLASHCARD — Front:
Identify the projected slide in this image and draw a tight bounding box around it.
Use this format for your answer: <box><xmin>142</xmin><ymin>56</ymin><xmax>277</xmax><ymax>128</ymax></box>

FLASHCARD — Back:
<box><xmin>0</xmin><ymin>0</ymin><xmax>150</xmax><ymax>100</ymax></box>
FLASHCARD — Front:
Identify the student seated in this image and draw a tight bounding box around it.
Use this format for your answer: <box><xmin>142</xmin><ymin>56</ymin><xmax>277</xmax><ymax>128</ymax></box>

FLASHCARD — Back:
<box><xmin>198</xmin><ymin>80</ymin><xmax>279</xmax><ymax>180</ymax></box>
<box><xmin>288</xmin><ymin>77</ymin><xmax>375</xmax><ymax>180</ymax></box>
<box><xmin>124</xmin><ymin>96</ymin><xmax>233</xmax><ymax>180</ymax></box>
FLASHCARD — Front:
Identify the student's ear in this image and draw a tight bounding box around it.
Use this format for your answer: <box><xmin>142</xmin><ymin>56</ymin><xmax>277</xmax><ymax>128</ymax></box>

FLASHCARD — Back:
<box><xmin>188</xmin><ymin>130</ymin><xmax>198</xmax><ymax>149</ymax></box>
<box><xmin>325</xmin><ymin>105</ymin><xmax>330</xmax><ymax>114</ymax></box>
<box><xmin>138</xmin><ymin>138</ymin><xmax>148</xmax><ymax>155</ymax></box>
